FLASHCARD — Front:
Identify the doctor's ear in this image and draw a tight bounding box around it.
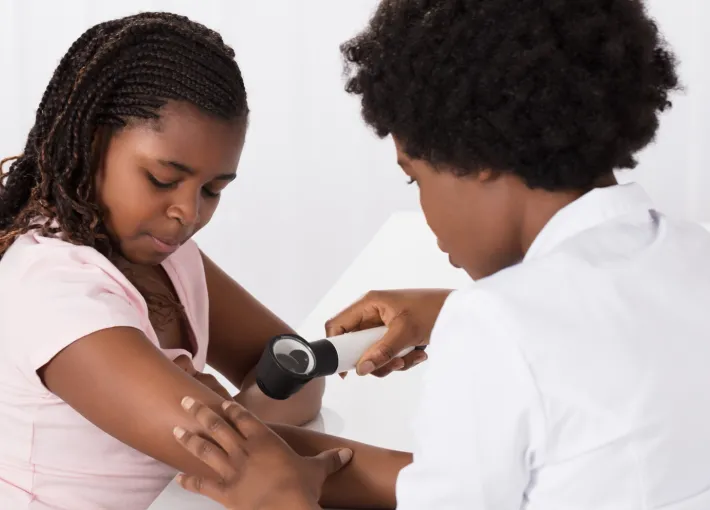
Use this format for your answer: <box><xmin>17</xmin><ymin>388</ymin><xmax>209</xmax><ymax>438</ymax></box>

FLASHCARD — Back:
<box><xmin>474</xmin><ymin>168</ymin><xmax>501</xmax><ymax>183</ymax></box>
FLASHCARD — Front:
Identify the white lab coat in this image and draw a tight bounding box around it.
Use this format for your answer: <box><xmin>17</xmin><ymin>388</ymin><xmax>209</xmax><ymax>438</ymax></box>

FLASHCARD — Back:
<box><xmin>396</xmin><ymin>183</ymin><xmax>710</xmax><ymax>509</ymax></box>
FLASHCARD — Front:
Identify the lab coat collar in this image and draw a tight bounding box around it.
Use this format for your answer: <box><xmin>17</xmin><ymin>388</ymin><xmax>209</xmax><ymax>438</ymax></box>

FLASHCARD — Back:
<box><xmin>524</xmin><ymin>182</ymin><xmax>655</xmax><ymax>262</ymax></box>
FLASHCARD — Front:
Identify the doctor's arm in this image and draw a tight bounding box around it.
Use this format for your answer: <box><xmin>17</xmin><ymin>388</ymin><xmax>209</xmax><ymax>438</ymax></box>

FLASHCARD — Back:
<box><xmin>394</xmin><ymin>289</ymin><xmax>545</xmax><ymax>509</ymax></box>
<box><xmin>201</xmin><ymin>251</ymin><xmax>325</xmax><ymax>426</ymax></box>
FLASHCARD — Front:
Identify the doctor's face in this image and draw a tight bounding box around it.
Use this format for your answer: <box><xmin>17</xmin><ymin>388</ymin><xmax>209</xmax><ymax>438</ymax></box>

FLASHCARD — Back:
<box><xmin>393</xmin><ymin>137</ymin><xmax>524</xmax><ymax>280</ymax></box>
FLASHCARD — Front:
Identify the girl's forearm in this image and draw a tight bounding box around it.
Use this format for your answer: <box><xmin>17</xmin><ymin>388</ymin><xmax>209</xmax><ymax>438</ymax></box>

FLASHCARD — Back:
<box><xmin>269</xmin><ymin>423</ymin><xmax>412</xmax><ymax>509</ymax></box>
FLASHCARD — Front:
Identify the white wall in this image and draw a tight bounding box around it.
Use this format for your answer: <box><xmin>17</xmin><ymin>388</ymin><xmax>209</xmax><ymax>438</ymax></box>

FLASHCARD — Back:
<box><xmin>623</xmin><ymin>0</ymin><xmax>710</xmax><ymax>223</ymax></box>
<box><xmin>0</xmin><ymin>0</ymin><xmax>708</xmax><ymax>327</ymax></box>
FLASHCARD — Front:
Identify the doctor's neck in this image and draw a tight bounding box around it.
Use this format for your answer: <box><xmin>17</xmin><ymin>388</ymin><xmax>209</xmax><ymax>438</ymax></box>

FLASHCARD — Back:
<box><xmin>518</xmin><ymin>172</ymin><xmax>619</xmax><ymax>257</ymax></box>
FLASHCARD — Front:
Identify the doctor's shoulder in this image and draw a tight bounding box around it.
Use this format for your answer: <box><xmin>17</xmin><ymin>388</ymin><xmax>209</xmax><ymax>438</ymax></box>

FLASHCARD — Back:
<box><xmin>430</xmin><ymin>255</ymin><xmax>597</xmax><ymax>347</ymax></box>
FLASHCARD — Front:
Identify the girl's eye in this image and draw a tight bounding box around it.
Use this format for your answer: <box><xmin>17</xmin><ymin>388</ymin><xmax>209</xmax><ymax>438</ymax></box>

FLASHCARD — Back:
<box><xmin>146</xmin><ymin>171</ymin><xmax>223</xmax><ymax>198</ymax></box>
<box><xmin>202</xmin><ymin>187</ymin><xmax>221</xmax><ymax>198</ymax></box>
<box><xmin>147</xmin><ymin>173</ymin><xmax>178</xmax><ymax>189</ymax></box>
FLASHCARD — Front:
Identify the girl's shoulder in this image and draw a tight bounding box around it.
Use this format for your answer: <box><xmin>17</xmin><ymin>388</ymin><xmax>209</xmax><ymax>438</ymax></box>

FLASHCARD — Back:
<box><xmin>0</xmin><ymin>231</ymin><xmax>148</xmax><ymax>384</ymax></box>
<box><xmin>0</xmin><ymin>230</ymin><xmax>130</xmax><ymax>290</ymax></box>
<box><xmin>0</xmin><ymin>232</ymin><xmax>203</xmax><ymax>290</ymax></box>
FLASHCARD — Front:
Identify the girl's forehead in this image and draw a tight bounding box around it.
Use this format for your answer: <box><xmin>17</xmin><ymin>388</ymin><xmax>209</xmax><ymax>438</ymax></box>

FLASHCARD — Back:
<box><xmin>115</xmin><ymin>102</ymin><xmax>246</xmax><ymax>163</ymax></box>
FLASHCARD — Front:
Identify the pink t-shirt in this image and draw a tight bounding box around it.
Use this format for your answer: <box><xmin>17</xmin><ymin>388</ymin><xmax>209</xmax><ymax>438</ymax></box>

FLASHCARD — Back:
<box><xmin>0</xmin><ymin>231</ymin><xmax>210</xmax><ymax>509</ymax></box>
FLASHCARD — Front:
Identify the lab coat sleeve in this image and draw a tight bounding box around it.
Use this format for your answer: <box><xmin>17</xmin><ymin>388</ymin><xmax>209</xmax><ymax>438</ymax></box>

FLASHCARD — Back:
<box><xmin>395</xmin><ymin>287</ymin><xmax>546</xmax><ymax>510</ymax></box>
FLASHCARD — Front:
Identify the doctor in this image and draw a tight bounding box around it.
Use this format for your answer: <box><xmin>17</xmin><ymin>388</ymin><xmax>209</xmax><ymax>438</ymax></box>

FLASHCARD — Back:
<box><xmin>169</xmin><ymin>0</ymin><xmax>710</xmax><ymax>508</ymax></box>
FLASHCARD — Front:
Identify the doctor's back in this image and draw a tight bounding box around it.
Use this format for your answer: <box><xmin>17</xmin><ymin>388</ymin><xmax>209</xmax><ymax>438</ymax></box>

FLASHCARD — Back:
<box><xmin>395</xmin><ymin>187</ymin><xmax>710</xmax><ymax>510</ymax></box>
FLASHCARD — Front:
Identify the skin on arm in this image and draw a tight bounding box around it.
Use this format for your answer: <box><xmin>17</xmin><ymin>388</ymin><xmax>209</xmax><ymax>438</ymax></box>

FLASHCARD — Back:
<box><xmin>269</xmin><ymin>423</ymin><xmax>412</xmax><ymax>509</ymax></box>
<box><xmin>201</xmin><ymin>251</ymin><xmax>325</xmax><ymax>426</ymax></box>
<box><xmin>31</xmin><ymin>272</ymin><xmax>403</xmax><ymax>510</ymax></box>
<box><xmin>39</xmin><ymin>316</ymin><xmax>407</xmax><ymax>508</ymax></box>
<box><xmin>39</xmin><ymin>326</ymin><xmax>242</xmax><ymax>479</ymax></box>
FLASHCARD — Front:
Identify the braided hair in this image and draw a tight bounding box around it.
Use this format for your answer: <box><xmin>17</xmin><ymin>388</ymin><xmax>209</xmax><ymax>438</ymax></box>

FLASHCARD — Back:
<box><xmin>0</xmin><ymin>12</ymin><xmax>248</xmax><ymax>259</ymax></box>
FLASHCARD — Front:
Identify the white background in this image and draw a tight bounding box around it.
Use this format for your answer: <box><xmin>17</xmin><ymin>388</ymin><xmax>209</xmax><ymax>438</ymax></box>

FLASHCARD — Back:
<box><xmin>1</xmin><ymin>0</ymin><xmax>708</xmax><ymax>327</ymax></box>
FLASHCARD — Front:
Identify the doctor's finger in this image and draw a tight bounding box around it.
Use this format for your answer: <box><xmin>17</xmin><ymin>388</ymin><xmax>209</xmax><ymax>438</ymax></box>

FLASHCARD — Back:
<box><xmin>173</xmin><ymin>427</ymin><xmax>240</xmax><ymax>482</ymax></box>
<box><xmin>369</xmin><ymin>349</ymin><xmax>426</xmax><ymax>377</ymax></box>
<box><xmin>356</xmin><ymin>316</ymin><xmax>416</xmax><ymax>375</ymax></box>
<box><xmin>325</xmin><ymin>292</ymin><xmax>388</xmax><ymax>336</ymax></box>
<box><xmin>221</xmin><ymin>400</ymin><xmax>269</xmax><ymax>440</ymax></box>
<box><xmin>398</xmin><ymin>349</ymin><xmax>428</xmax><ymax>372</ymax></box>
<box><xmin>177</xmin><ymin>473</ymin><xmax>228</xmax><ymax>502</ymax></box>
<box><xmin>181</xmin><ymin>397</ymin><xmax>246</xmax><ymax>453</ymax></box>
<box><xmin>370</xmin><ymin>358</ymin><xmax>405</xmax><ymax>378</ymax></box>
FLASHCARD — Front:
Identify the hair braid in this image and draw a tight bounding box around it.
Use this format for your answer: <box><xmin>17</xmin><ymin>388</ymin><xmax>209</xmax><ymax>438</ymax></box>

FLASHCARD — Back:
<box><xmin>0</xmin><ymin>11</ymin><xmax>248</xmax><ymax>258</ymax></box>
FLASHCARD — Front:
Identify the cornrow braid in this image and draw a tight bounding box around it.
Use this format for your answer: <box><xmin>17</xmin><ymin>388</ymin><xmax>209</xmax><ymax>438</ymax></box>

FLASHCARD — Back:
<box><xmin>0</xmin><ymin>11</ymin><xmax>248</xmax><ymax>259</ymax></box>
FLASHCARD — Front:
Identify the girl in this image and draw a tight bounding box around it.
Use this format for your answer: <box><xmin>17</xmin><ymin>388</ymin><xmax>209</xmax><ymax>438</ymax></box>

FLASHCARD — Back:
<box><xmin>0</xmin><ymin>12</ymin><xmax>324</xmax><ymax>510</ymax></box>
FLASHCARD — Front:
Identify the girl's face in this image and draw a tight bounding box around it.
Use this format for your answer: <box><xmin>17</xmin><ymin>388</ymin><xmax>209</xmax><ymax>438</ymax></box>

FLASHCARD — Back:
<box><xmin>393</xmin><ymin>137</ymin><xmax>526</xmax><ymax>280</ymax></box>
<box><xmin>95</xmin><ymin>101</ymin><xmax>246</xmax><ymax>265</ymax></box>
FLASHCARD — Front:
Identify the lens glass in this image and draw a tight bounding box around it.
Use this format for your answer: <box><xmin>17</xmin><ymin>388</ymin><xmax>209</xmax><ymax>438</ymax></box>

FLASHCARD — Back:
<box><xmin>272</xmin><ymin>337</ymin><xmax>315</xmax><ymax>375</ymax></box>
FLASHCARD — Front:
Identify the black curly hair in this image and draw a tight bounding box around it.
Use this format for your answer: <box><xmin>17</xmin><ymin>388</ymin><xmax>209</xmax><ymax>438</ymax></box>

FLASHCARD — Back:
<box><xmin>341</xmin><ymin>0</ymin><xmax>679</xmax><ymax>190</ymax></box>
<box><xmin>0</xmin><ymin>11</ymin><xmax>248</xmax><ymax>259</ymax></box>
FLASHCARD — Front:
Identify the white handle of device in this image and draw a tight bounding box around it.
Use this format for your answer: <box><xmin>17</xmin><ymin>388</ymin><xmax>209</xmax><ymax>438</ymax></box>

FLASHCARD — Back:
<box><xmin>325</xmin><ymin>326</ymin><xmax>416</xmax><ymax>374</ymax></box>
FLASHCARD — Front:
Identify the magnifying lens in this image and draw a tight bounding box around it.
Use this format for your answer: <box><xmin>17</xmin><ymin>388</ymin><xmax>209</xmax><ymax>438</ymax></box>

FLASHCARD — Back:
<box><xmin>255</xmin><ymin>326</ymin><xmax>418</xmax><ymax>400</ymax></box>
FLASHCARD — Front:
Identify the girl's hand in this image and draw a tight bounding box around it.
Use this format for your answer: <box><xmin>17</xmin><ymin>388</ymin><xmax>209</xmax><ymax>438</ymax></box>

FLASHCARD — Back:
<box><xmin>325</xmin><ymin>289</ymin><xmax>452</xmax><ymax>377</ymax></box>
<box><xmin>174</xmin><ymin>398</ymin><xmax>351</xmax><ymax>510</ymax></box>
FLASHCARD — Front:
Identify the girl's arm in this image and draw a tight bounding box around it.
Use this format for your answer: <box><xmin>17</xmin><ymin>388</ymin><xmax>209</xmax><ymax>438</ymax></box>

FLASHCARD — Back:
<box><xmin>40</xmin><ymin>326</ymin><xmax>408</xmax><ymax>507</ymax></box>
<box><xmin>40</xmin><ymin>326</ymin><xmax>248</xmax><ymax>479</ymax></box>
<box><xmin>174</xmin><ymin>399</ymin><xmax>410</xmax><ymax>510</ymax></box>
<box><xmin>201</xmin><ymin>251</ymin><xmax>325</xmax><ymax>426</ymax></box>
<box><xmin>270</xmin><ymin>423</ymin><xmax>412</xmax><ymax>509</ymax></box>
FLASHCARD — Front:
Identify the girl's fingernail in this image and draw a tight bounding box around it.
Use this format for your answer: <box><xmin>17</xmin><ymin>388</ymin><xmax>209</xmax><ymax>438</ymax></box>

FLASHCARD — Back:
<box><xmin>173</xmin><ymin>426</ymin><xmax>186</xmax><ymax>439</ymax></box>
<box><xmin>181</xmin><ymin>396</ymin><xmax>195</xmax><ymax>410</ymax></box>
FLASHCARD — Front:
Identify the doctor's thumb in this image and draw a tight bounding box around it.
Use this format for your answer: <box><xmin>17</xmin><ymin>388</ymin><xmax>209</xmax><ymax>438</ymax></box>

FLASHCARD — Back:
<box><xmin>312</xmin><ymin>448</ymin><xmax>353</xmax><ymax>478</ymax></box>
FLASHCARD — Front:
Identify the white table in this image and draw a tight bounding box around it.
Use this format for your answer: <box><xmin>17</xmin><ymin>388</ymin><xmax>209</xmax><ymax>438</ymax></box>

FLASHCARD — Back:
<box><xmin>149</xmin><ymin>211</ymin><xmax>470</xmax><ymax>509</ymax></box>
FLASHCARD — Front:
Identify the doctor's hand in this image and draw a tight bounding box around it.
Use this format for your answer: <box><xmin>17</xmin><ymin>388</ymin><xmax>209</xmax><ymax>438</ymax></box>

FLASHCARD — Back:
<box><xmin>326</xmin><ymin>289</ymin><xmax>452</xmax><ymax>377</ymax></box>
<box><xmin>174</xmin><ymin>398</ymin><xmax>351</xmax><ymax>510</ymax></box>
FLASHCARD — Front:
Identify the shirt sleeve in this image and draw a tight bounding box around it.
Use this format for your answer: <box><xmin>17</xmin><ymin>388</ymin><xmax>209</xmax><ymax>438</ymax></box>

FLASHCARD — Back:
<box><xmin>1</xmin><ymin>255</ymin><xmax>145</xmax><ymax>387</ymax></box>
<box><xmin>395</xmin><ymin>287</ymin><xmax>546</xmax><ymax>510</ymax></box>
